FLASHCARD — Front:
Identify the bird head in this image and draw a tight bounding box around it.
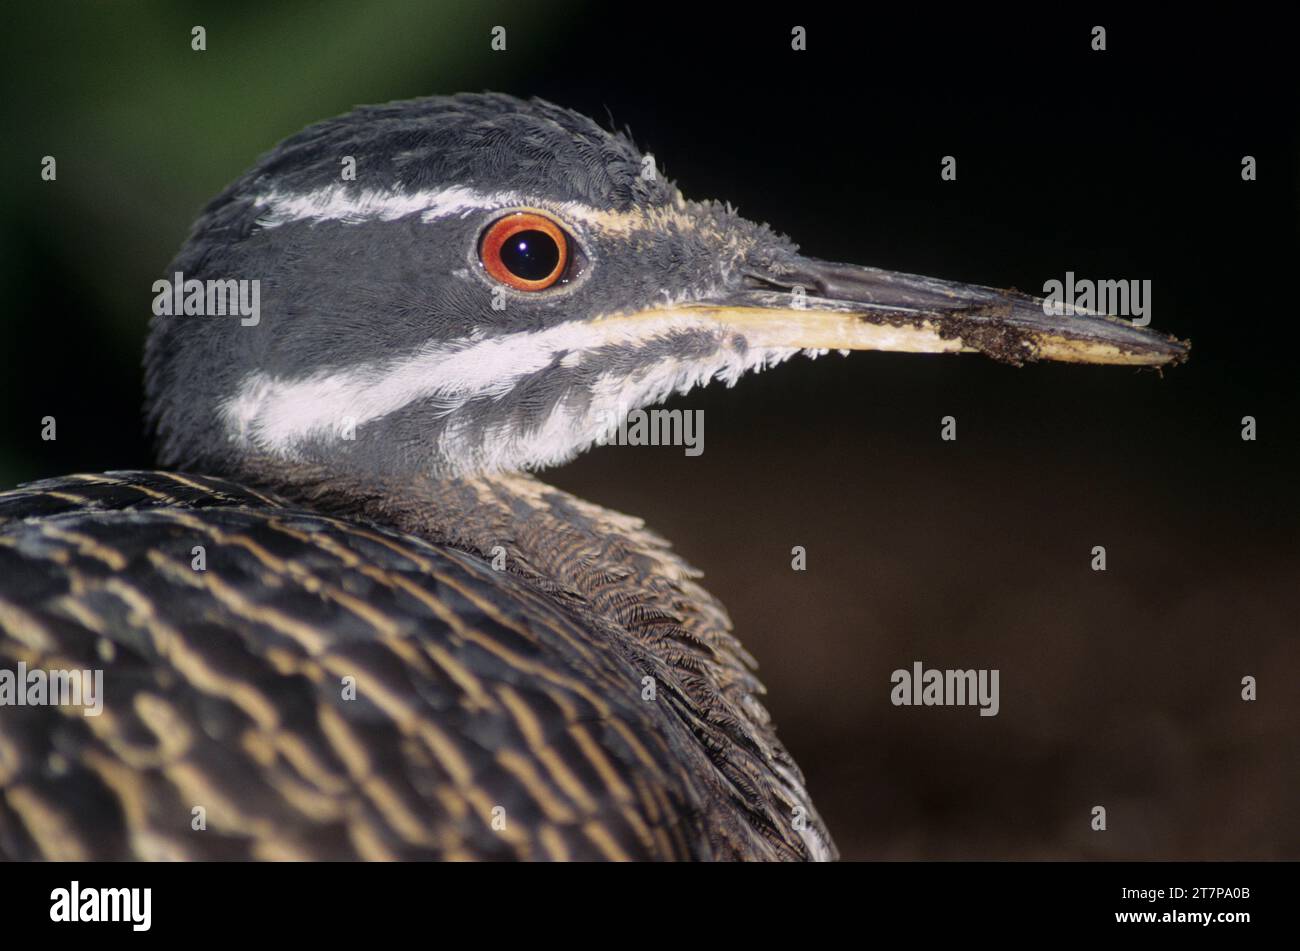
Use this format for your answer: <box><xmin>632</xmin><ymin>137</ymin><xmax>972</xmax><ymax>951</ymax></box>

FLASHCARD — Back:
<box><xmin>145</xmin><ymin>93</ymin><xmax>1187</xmax><ymax>482</ymax></box>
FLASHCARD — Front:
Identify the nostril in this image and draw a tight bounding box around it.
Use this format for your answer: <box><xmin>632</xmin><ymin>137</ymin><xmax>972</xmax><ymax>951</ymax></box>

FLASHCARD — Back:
<box><xmin>742</xmin><ymin>270</ymin><xmax>809</xmax><ymax>294</ymax></box>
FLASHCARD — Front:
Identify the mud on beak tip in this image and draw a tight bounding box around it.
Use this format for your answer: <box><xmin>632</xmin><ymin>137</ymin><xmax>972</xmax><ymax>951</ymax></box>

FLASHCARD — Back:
<box><xmin>705</xmin><ymin>259</ymin><xmax>1190</xmax><ymax>368</ymax></box>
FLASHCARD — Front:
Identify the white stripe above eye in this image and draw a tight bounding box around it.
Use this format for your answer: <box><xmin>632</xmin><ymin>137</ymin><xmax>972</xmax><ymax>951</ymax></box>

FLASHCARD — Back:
<box><xmin>250</xmin><ymin>184</ymin><xmax>630</xmax><ymax>232</ymax></box>
<box><xmin>251</xmin><ymin>185</ymin><xmax>521</xmax><ymax>228</ymax></box>
<box><xmin>249</xmin><ymin>184</ymin><xmax>700</xmax><ymax>236</ymax></box>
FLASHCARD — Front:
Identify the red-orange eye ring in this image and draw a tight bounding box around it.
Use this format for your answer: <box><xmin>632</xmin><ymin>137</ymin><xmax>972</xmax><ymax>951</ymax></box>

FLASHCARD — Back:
<box><xmin>479</xmin><ymin>212</ymin><xmax>570</xmax><ymax>291</ymax></box>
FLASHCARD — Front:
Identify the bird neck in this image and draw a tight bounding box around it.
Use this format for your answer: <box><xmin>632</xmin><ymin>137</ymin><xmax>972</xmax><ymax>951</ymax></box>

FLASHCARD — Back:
<box><xmin>231</xmin><ymin>457</ymin><xmax>826</xmax><ymax>858</ymax></box>
<box><xmin>238</xmin><ymin>459</ymin><xmax>749</xmax><ymax>680</ymax></box>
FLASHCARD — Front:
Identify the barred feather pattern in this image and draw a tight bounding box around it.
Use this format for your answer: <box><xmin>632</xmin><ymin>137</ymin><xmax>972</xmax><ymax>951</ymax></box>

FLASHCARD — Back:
<box><xmin>0</xmin><ymin>469</ymin><xmax>834</xmax><ymax>861</ymax></box>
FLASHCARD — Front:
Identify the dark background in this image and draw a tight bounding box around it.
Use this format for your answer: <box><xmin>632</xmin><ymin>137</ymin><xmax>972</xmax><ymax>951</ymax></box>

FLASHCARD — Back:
<box><xmin>2</xmin><ymin>3</ymin><xmax>1296</xmax><ymax>859</ymax></box>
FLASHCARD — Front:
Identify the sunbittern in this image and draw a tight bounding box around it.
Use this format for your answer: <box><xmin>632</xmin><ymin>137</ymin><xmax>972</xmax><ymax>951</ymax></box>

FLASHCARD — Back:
<box><xmin>0</xmin><ymin>94</ymin><xmax>1186</xmax><ymax>861</ymax></box>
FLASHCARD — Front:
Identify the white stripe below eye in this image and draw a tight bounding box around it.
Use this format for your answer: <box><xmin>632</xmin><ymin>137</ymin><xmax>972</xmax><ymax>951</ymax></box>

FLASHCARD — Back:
<box><xmin>221</xmin><ymin>314</ymin><xmax>711</xmax><ymax>446</ymax></box>
<box><xmin>439</xmin><ymin>343</ymin><xmax>800</xmax><ymax>475</ymax></box>
<box><xmin>218</xmin><ymin>312</ymin><xmax>801</xmax><ymax>474</ymax></box>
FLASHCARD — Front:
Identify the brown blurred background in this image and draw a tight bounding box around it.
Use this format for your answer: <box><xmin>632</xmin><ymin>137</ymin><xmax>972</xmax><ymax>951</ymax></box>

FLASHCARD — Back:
<box><xmin>2</xmin><ymin>3</ymin><xmax>1296</xmax><ymax>858</ymax></box>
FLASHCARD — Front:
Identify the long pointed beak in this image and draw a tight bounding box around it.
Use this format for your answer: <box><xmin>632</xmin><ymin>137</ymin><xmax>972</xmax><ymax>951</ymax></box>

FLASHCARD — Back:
<box><xmin>681</xmin><ymin>257</ymin><xmax>1188</xmax><ymax>367</ymax></box>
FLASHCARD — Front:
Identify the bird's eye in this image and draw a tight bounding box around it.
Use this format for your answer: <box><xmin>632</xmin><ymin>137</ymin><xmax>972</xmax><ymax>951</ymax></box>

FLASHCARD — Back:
<box><xmin>479</xmin><ymin>212</ymin><xmax>571</xmax><ymax>291</ymax></box>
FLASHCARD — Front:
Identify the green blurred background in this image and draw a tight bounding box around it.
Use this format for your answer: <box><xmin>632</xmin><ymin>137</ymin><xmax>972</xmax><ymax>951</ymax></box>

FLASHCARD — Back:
<box><xmin>2</xmin><ymin>3</ymin><xmax>1297</xmax><ymax>859</ymax></box>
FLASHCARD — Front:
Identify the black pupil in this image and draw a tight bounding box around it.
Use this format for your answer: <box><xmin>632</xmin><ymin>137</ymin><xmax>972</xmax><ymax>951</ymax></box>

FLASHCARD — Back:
<box><xmin>500</xmin><ymin>230</ymin><xmax>560</xmax><ymax>281</ymax></box>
